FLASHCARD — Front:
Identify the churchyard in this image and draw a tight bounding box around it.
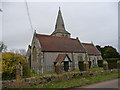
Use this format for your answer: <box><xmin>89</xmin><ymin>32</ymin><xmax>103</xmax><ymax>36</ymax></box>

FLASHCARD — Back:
<box><xmin>1</xmin><ymin>52</ymin><xmax>120</xmax><ymax>88</ymax></box>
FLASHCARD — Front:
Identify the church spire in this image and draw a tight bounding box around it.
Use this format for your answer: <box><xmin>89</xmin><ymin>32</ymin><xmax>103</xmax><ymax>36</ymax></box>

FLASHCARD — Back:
<box><xmin>55</xmin><ymin>7</ymin><xmax>65</xmax><ymax>31</ymax></box>
<box><xmin>51</xmin><ymin>7</ymin><xmax>71</xmax><ymax>38</ymax></box>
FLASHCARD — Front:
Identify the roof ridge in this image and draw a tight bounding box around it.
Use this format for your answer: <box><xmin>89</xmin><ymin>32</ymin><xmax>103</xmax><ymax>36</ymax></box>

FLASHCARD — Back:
<box><xmin>82</xmin><ymin>43</ymin><xmax>93</xmax><ymax>45</ymax></box>
<box><xmin>36</xmin><ymin>33</ymin><xmax>76</xmax><ymax>40</ymax></box>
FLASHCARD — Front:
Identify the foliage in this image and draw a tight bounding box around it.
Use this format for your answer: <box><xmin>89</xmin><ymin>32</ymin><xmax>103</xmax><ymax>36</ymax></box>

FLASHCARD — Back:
<box><xmin>78</xmin><ymin>61</ymin><xmax>84</xmax><ymax>71</ymax></box>
<box><xmin>96</xmin><ymin>45</ymin><xmax>120</xmax><ymax>59</ymax></box>
<box><xmin>78</xmin><ymin>61</ymin><xmax>90</xmax><ymax>71</ymax></box>
<box><xmin>97</xmin><ymin>58</ymin><xmax>120</xmax><ymax>69</ymax></box>
<box><xmin>2</xmin><ymin>52</ymin><xmax>31</xmax><ymax>80</ymax></box>
<box><xmin>104</xmin><ymin>58</ymin><xmax>120</xmax><ymax>61</ymax></box>
<box><xmin>97</xmin><ymin>60</ymin><xmax>103</xmax><ymax>67</ymax></box>
<box><xmin>88</xmin><ymin>61</ymin><xmax>91</xmax><ymax>68</ymax></box>
<box><xmin>105</xmin><ymin>58</ymin><xmax>120</xmax><ymax>69</ymax></box>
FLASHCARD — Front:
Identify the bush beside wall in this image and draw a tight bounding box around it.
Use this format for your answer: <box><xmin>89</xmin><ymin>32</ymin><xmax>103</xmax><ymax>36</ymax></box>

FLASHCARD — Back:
<box><xmin>105</xmin><ymin>58</ymin><xmax>120</xmax><ymax>69</ymax></box>
<box><xmin>2</xmin><ymin>53</ymin><xmax>31</xmax><ymax>80</ymax></box>
<box><xmin>97</xmin><ymin>60</ymin><xmax>103</xmax><ymax>67</ymax></box>
<box><xmin>97</xmin><ymin>58</ymin><xmax>120</xmax><ymax>69</ymax></box>
<box><xmin>78</xmin><ymin>61</ymin><xmax>90</xmax><ymax>71</ymax></box>
<box><xmin>78</xmin><ymin>61</ymin><xmax>84</xmax><ymax>71</ymax></box>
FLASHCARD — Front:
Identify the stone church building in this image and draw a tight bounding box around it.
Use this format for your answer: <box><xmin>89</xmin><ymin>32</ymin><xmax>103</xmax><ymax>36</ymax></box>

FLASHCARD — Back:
<box><xmin>26</xmin><ymin>8</ymin><xmax>102</xmax><ymax>74</ymax></box>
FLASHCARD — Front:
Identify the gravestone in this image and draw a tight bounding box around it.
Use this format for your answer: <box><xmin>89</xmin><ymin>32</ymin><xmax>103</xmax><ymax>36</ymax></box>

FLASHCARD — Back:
<box><xmin>83</xmin><ymin>61</ymin><xmax>89</xmax><ymax>71</ymax></box>
<box><xmin>55</xmin><ymin>62</ymin><xmax>63</xmax><ymax>74</ymax></box>
<box><xmin>16</xmin><ymin>63</ymin><xmax>23</xmax><ymax>80</ymax></box>
<box><xmin>103</xmin><ymin>61</ymin><xmax>108</xmax><ymax>70</ymax></box>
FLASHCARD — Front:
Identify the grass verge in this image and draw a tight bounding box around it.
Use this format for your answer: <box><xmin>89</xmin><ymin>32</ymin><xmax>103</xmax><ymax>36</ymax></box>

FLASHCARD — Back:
<box><xmin>30</xmin><ymin>72</ymin><xmax>118</xmax><ymax>88</ymax></box>
<box><xmin>89</xmin><ymin>67</ymin><xmax>103</xmax><ymax>71</ymax></box>
<box><xmin>31</xmin><ymin>67</ymin><xmax>103</xmax><ymax>77</ymax></box>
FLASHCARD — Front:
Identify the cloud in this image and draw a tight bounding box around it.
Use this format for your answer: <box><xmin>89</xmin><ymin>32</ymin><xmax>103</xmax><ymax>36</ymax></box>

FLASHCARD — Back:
<box><xmin>3</xmin><ymin>2</ymin><xmax>118</xmax><ymax>50</ymax></box>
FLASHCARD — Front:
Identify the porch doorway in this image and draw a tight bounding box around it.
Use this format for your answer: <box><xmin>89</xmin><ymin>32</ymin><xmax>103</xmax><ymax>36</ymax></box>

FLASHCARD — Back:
<box><xmin>64</xmin><ymin>61</ymin><xmax>69</xmax><ymax>72</ymax></box>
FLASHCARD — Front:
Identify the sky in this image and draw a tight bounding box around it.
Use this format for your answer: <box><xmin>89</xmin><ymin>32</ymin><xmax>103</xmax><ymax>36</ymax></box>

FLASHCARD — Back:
<box><xmin>1</xmin><ymin>1</ymin><xmax>119</xmax><ymax>51</ymax></box>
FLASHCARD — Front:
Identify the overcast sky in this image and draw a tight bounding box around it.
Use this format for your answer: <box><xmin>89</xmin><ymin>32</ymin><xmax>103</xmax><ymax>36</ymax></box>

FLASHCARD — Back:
<box><xmin>1</xmin><ymin>1</ymin><xmax>118</xmax><ymax>51</ymax></box>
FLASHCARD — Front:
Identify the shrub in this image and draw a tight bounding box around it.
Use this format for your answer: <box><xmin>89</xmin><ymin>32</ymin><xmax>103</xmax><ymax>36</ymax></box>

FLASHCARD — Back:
<box><xmin>88</xmin><ymin>61</ymin><xmax>91</xmax><ymax>68</ymax></box>
<box><xmin>105</xmin><ymin>58</ymin><xmax>120</xmax><ymax>69</ymax></box>
<box><xmin>78</xmin><ymin>61</ymin><xmax>90</xmax><ymax>71</ymax></box>
<box><xmin>97</xmin><ymin>60</ymin><xmax>103</xmax><ymax>67</ymax></box>
<box><xmin>78</xmin><ymin>61</ymin><xmax>84</xmax><ymax>71</ymax></box>
<box><xmin>2</xmin><ymin>53</ymin><xmax>31</xmax><ymax>80</ymax></box>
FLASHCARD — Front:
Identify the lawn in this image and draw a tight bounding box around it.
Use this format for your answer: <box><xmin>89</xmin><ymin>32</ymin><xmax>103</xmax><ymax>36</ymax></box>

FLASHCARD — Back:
<box><xmin>31</xmin><ymin>72</ymin><xmax>56</xmax><ymax>77</ymax></box>
<box><xmin>89</xmin><ymin>67</ymin><xmax>103</xmax><ymax>71</ymax></box>
<box><xmin>29</xmin><ymin>72</ymin><xmax>118</xmax><ymax>88</ymax></box>
<box><xmin>31</xmin><ymin>67</ymin><xmax>103</xmax><ymax>77</ymax></box>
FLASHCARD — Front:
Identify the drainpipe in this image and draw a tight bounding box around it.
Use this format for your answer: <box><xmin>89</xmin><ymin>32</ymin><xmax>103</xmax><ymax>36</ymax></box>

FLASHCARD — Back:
<box><xmin>71</xmin><ymin>52</ymin><xmax>75</xmax><ymax>70</ymax></box>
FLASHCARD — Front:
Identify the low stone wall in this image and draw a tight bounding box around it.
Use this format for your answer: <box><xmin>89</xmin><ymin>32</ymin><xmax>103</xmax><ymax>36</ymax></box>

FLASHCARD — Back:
<box><xmin>2</xmin><ymin>69</ymin><xmax>118</xmax><ymax>88</ymax></box>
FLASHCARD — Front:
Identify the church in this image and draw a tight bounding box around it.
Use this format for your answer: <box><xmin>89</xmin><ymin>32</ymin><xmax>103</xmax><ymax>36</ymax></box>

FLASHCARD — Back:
<box><xmin>26</xmin><ymin>8</ymin><xmax>102</xmax><ymax>74</ymax></box>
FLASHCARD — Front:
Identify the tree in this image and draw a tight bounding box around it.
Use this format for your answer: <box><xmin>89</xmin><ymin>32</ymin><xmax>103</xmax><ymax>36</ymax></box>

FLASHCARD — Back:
<box><xmin>103</xmin><ymin>46</ymin><xmax>119</xmax><ymax>59</ymax></box>
<box><xmin>9</xmin><ymin>49</ymin><xmax>26</xmax><ymax>56</ymax></box>
<box><xmin>0</xmin><ymin>41</ymin><xmax>7</xmax><ymax>53</ymax></box>
<box><xmin>96</xmin><ymin>45</ymin><xmax>120</xmax><ymax>59</ymax></box>
<box><xmin>2</xmin><ymin>52</ymin><xmax>31</xmax><ymax>80</ymax></box>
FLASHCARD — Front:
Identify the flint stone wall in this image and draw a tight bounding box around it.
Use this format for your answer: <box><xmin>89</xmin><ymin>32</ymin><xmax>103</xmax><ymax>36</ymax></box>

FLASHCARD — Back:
<box><xmin>2</xmin><ymin>69</ymin><xmax>118</xmax><ymax>88</ymax></box>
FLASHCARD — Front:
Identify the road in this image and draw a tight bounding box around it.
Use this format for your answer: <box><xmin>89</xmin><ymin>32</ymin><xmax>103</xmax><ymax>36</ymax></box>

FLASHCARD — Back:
<box><xmin>77</xmin><ymin>79</ymin><xmax>119</xmax><ymax>88</ymax></box>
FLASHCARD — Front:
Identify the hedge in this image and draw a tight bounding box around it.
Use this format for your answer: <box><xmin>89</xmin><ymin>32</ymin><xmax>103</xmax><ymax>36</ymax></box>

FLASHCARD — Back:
<box><xmin>78</xmin><ymin>61</ymin><xmax>84</xmax><ymax>71</ymax></box>
<box><xmin>88</xmin><ymin>61</ymin><xmax>91</xmax><ymax>68</ymax></box>
<box><xmin>97</xmin><ymin>60</ymin><xmax>103</xmax><ymax>67</ymax></box>
<box><xmin>78</xmin><ymin>61</ymin><xmax>91</xmax><ymax>71</ymax></box>
<box><xmin>97</xmin><ymin>58</ymin><xmax>120</xmax><ymax>69</ymax></box>
<box><xmin>105</xmin><ymin>58</ymin><xmax>120</xmax><ymax>69</ymax></box>
<box><xmin>2</xmin><ymin>53</ymin><xmax>31</xmax><ymax>80</ymax></box>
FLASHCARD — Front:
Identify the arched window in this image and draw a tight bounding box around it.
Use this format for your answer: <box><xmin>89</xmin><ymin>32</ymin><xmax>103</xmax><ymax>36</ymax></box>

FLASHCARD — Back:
<box><xmin>33</xmin><ymin>46</ymin><xmax>37</xmax><ymax>62</ymax></box>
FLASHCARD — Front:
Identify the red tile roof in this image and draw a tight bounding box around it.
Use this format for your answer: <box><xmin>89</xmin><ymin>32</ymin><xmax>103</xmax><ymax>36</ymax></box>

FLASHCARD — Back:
<box><xmin>55</xmin><ymin>54</ymin><xmax>71</xmax><ymax>63</ymax></box>
<box><xmin>36</xmin><ymin>34</ymin><xmax>86</xmax><ymax>53</ymax></box>
<box><xmin>82</xmin><ymin>43</ymin><xmax>101</xmax><ymax>55</ymax></box>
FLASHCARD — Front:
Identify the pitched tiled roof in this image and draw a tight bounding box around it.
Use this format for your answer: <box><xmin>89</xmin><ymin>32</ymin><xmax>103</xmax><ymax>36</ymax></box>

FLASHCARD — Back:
<box><xmin>55</xmin><ymin>54</ymin><xmax>71</xmax><ymax>63</ymax></box>
<box><xmin>36</xmin><ymin>34</ymin><xmax>86</xmax><ymax>53</ymax></box>
<box><xmin>82</xmin><ymin>43</ymin><xmax>101</xmax><ymax>55</ymax></box>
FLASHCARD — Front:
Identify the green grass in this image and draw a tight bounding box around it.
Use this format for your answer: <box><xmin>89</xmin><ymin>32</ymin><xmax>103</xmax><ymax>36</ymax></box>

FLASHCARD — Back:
<box><xmin>31</xmin><ymin>67</ymin><xmax>103</xmax><ymax>77</ymax></box>
<box><xmin>89</xmin><ymin>67</ymin><xmax>103</xmax><ymax>71</ymax></box>
<box><xmin>31</xmin><ymin>72</ymin><xmax>56</xmax><ymax>77</ymax></box>
<box><xmin>30</xmin><ymin>72</ymin><xmax>118</xmax><ymax>88</ymax></box>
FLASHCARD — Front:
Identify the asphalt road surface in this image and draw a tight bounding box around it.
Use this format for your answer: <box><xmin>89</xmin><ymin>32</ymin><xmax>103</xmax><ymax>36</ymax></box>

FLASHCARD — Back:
<box><xmin>78</xmin><ymin>78</ymin><xmax>119</xmax><ymax>88</ymax></box>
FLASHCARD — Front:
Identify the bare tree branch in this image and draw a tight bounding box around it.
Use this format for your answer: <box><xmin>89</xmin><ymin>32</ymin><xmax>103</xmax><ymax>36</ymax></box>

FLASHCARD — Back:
<box><xmin>0</xmin><ymin>41</ymin><xmax>7</xmax><ymax>53</ymax></box>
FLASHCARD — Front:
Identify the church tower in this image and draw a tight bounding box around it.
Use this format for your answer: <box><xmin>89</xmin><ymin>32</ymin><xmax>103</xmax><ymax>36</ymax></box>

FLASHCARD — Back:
<box><xmin>51</xmin><ymin>8</ymin><xmax>71</xmax><ymax>38</ymax></box>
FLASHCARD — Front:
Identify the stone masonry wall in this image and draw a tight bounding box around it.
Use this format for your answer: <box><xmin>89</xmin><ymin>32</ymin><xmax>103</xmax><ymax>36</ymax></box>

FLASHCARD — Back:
<box><xmin>2</xmin><ymin>69</ymin><xmax>118</xmax><ymax>88</ymax></box>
